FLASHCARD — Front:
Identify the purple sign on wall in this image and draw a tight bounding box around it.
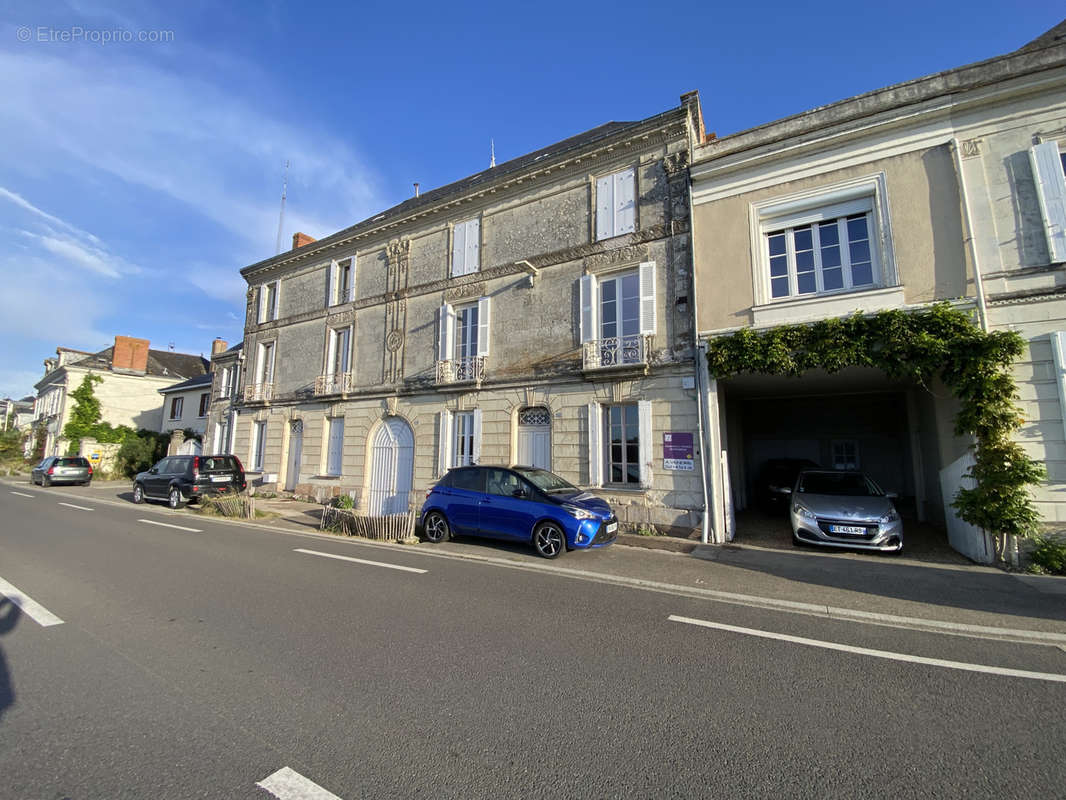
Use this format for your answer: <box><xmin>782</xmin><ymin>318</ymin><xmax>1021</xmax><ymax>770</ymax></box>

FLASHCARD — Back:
<box><xmin>663</xmin><ymin>432</ymin><xmax>694</xmax><ymax>471</ymax></box>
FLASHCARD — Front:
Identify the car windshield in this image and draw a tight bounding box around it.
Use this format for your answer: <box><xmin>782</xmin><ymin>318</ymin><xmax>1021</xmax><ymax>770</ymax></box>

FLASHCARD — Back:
<box><xmin>516</xmin><ymin>468</ymin><xmax>577</xmax><ymax>493</ymax></box>
<box><xmin>797</xmin><ymin>472</ymin><xmax>882</xmax><ymax>497</ymax></box>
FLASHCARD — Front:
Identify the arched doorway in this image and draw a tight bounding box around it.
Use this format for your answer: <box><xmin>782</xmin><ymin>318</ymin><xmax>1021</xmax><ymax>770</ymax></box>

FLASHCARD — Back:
<box><xmin>367</xmin><ymin>417</ymin><xmax>414</xmax><ymax>515</ymax></box>
<box><xmin>285</xmin><ymin>420</ymin><xmax>303</xmax><ymax>491</ymax></box>
<box><xmin>517</xmin><ymin>406</ymin><xmax>551</xmax><ymax>471</ymax></box>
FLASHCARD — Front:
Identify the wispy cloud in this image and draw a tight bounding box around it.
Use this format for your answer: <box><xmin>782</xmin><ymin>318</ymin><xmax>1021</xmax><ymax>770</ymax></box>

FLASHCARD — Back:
<box><xmin>0</xmin><ymin>186</ymin><xmax>102</xmax><ymax>245</ymax></box>
<box><xmin>19</xmin><ymin>230</ymin><xmax>120</xmax><ymax>278</ymax></box>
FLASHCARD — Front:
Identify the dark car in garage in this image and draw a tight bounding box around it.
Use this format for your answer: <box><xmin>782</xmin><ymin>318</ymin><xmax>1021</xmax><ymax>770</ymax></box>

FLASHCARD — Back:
<box><xmin>756</xmin><ymin>458</ymin><xmax>819</xmax><ymax>512</ymax></box>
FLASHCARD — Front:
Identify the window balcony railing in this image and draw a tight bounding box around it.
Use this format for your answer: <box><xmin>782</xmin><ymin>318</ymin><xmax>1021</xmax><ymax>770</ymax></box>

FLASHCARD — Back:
<box><xmin>582</xmin><ymin>334</ymin><xmax>651</xmax><ymax>370</ymax></box>
<box><xmin>314</xmin><ymin>372</ymin><xmax>354</xmax><ymax>396</ymax></box>
<box><xmin>436</xmin><ymin>356</ymin><xmax>485</xmax><ymax>385</ymax></box>
<box><xmin>244</xmin><ymin>382</ymin><xmax>275</xmax><ymax>402</ymax></box>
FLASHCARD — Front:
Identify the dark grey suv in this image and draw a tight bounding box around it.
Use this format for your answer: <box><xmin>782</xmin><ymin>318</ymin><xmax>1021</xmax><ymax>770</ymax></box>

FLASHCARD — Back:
<box><xmin>132</xmin><ymin>455</ymin><xmax>246</xmax><ymax>509</ymax></box>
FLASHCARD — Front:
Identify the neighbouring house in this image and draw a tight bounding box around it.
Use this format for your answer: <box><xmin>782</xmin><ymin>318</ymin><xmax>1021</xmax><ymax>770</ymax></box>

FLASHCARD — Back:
<box><xmin>227</xmin><ymin>93</ymin><xmax>706</xmax><ymax>532</ymax></box>
<box><xmin>204</xmin><ymin>341</ymin><xmax>243</xmax><ymax>458</ymax></box>
<box><xmin>32</xmin><ymin>335</ymin><xmax>210</xmax><ymax>457</ymax></box>
<box><xmin>688</xmin><ymin>20</ymin><xmax>1066</xmax><ymax>561</ymax></box>
<box><xmin>158</xmin><ymin>339</ymin><xmax>231</xmax><ymax>444</ymax></box>
<box><xmin>1</xmin><ymin>396</ymin><xmax>34</xmax><ymax>432</ymax></box>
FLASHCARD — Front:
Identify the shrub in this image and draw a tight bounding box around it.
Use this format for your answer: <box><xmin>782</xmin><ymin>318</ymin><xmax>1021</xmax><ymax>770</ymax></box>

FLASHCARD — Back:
<box><xmin>116</xmin><ymin>429</ymin><xmax>170</xmax><ymax>478</ymax></box>
<box><xmin>331</xmin><ymin>494</ymin><xmax>354</xmax><ymax>510</ymax></box>
<box><xmin>1029</xmin><ymin>535</ymin><xmax>1066</xmax><ymax>575</ymax></box>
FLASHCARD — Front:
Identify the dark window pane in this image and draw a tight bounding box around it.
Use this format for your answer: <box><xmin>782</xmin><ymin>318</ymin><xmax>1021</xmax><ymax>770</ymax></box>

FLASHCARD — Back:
<box><xmin>627</xmin><ymin>444</ymin><xmax>639</xmax><ymax>463</ymax></box>
<box><xmin>770</xmin><ymin>255</ymin><xmax>788</xmax><ymax>277</ymax></box>
<box><xmin>793</xmin><ymin>226</ymin><xmax>813</xmax><ymax>251</ymax></box>
<box><xmin>820</xmin><ymin>244</ymin><xmax>841</xmax><ymax>268</ymax></box>
<box><xmin>797</xmin><ymin>273</ymin><xmax>816</xmax><ymax>294</ymax></box>
<box><xmin>611</xmin><ymin>464</ymin><xmax>623</xmax><ymax>483</ymax></box>
<box><xmin>625</xmin><ymin>405</ymin><xmax>638</xmax><ymax>427</ymax></box>
<box><xmin>626</xmin><ymin>464</ymin><xmax>640</xmax><ymax>484</ymax></box>
<box><xmin>818</xmin><ymin>221</ymin><xmax>839</xmax><ymax>245</ymax></box>
<box><xmin>847</xmin><ymin>215</ymin><xmax>869</xmax><ymax>240</ymax></box>
<box><xmin>796</xmin><ymin>250</ymin><xmax>814</xmax><ymax>270</ymax></box>
<box><xmin>768</xmin><ymin>233</ymin><xmax>786</xmax><ymax>257</ymax></box>
<box><xmin>771</xmin><ymin>276</ymin><xmax>790</xmax><ymax>298</ymax></box>
<box><xmin>849</xmin><ymin>240</ymin><xmax>871</xmax><ymax>264</ymax></box>
<box><xmin>611</xmin><ymin>444</ymin><xmax>622</xmax><ymax>462</ymax></box>
<box><xmin>851</xmin><ymin>263</ymin><xmax>873</xmax><ymax>286</ymax></box>
<box><xmin>822</xmin><ymin>267</ymin><xmax>843</xmax><ymax>291</ymax></box>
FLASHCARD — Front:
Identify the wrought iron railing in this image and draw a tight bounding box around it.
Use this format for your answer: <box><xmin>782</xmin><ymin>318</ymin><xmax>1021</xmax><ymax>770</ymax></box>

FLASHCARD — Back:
<box><xmin>314</xmin><ymin>372</ymin><xmax>354</xmax><ymax>396</ymax></box>
<box><xmin>582</xmin><ymin>335</ymin><xmax>651</xmax><ymax>370</ymax></box>
<box><xmin>243</xmin><ymin>382</ymin><xmax>275</xmax><ymax>402</ymax></box>
<box><xmin>436</xmin><ymin>356</ymin><xmax>485</xmax><ymax>385</ymax></box>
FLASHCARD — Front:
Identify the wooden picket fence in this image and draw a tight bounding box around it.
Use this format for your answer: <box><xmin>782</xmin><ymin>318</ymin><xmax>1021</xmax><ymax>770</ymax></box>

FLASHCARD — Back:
<box><xmin>320</xmin><ymin>506</ymin><xmax>416</xmax><ymax>541</ymax></box>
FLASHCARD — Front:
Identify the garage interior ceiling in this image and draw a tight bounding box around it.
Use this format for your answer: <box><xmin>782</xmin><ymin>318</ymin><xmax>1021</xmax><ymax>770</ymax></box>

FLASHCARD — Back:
<box><xmin>721</xmin><ymin>366</ymin><xmax>913</xmax><ymax>398</ymax></box>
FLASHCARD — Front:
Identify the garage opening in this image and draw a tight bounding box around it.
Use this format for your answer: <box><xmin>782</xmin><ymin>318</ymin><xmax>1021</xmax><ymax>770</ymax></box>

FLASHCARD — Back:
<box><xmin>718</xmin><ymin>367</ymin><xmax>963</xmax><ymax>559</ymax></box>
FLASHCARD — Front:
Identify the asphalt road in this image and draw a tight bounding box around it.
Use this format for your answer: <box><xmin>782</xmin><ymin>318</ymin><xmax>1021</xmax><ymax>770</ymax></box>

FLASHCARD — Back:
<box><xmin>1</xmin><ymin>483</ymin><xmax>1064</xmax><ymax>799</ymax></box>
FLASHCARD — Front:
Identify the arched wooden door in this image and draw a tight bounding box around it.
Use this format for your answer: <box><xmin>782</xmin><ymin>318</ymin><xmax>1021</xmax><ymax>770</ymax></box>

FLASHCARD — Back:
<box><xmin>367</xmin><ymin>417</ymin><xmax>414</xmax><ymax>515</ymax></box>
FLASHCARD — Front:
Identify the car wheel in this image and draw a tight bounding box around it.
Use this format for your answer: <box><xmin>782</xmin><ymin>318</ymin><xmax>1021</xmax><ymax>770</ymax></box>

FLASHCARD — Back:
<box><xmin>168</xmin><ymin>487</ymin><xmax>183</xmax><ymax>509</ymax></box>
<box><xmin>132</xmin><ymin>483</ymin><xmax>145</xmax><ymax>504</ymax></box>
<box><xmin>532</xmin><ymin>521</ymin><xmax>565</xmax><ymax>559</ymax></box>
<box><xmin>423</xmin><ymin>511</ymin><xmax>450</xmax><ymax>543</ymax></box>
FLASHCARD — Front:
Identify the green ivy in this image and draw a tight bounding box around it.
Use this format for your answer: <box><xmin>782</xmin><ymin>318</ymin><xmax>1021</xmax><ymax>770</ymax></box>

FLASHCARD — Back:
<box><xmin>62</xmin><ymin>373</ymin><xmax>136</xmax><ymax>453</ymax></box>
<box><xmin>706</xmin><ymin>303</ymin><xmax>1046</xmax><ymax>547</ymax></box>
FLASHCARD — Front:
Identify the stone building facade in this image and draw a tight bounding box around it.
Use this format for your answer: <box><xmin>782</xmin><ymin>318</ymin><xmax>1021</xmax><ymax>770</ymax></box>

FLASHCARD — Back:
<box><xmin>211</xmin><ymin>94</ymin><xmax>707</xmax><ymax>534</ymax></box>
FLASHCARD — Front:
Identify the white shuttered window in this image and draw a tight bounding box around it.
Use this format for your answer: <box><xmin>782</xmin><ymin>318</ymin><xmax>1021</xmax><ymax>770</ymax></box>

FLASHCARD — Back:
<box><xmin>596</xmin><ymin>168</ymin><xmax>636</xmax><ymax>241</ymax></box>
<box><xmin>451</xmin><ymin>219</ymin><xmax>481</xmax><ymax>276</ymax></box>
<box><xmin>1030</xmin><ymin>142</ymin><xmax>1066</xmax><ymax>264</ymax></box>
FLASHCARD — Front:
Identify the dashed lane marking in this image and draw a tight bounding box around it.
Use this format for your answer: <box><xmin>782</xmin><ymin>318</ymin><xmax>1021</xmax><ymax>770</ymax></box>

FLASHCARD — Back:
<box><xmin>10</xmin><ymin>491</ymin><xmax>34</xmax><ymax>498</ymax></box>
<box><xmin>256</xmin><ymin>767</ymin><xmax>344</xmax><ymax>799</ymax></box>
<box><xmin>668</xmin><ymin>614</ymin><xmax>1066</xmax><ymax>684</ymax></box>
<box><xmin>58</xmin><ymin>502</ymin><xmax>94</xmax><ymax>511</ymax></box>
<box><xmin>138</xmin><ymin>518</ymin><xmax>203</xmax><ymax>533</ymax></box>
<box><xmin>0</xmin><ymin>576</ymin><xmax>64</xmax><ymax>627</ymax></box>
<box><xmin>294</xmin><ymin>548</ymin><xmax>428</xmax><ymax>574</ymax></box>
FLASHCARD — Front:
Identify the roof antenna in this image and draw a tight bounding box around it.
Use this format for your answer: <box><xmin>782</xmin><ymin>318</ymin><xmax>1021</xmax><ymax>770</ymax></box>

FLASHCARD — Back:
<box><xmin>274</xmin><ymin>159</ymin><xmax>290</xmax><ymax>255</ymax></box>
<box><xmin>490</xmin><ymin>139</ymin><xmax>496</xmax><ymax>168</ymax></box>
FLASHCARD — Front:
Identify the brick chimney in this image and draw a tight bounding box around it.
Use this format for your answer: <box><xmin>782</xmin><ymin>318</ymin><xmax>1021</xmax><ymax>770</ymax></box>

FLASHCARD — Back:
<box><xmin>112</xmin><ymin>335</ymin><xmax>150</xmax><ymax>374</ymax></box>
<box><xmin>292</xmin><ymin>232</ymin><xmax>316</xmax><ymax>250</ymax></box>
<box><xmin>211</xmin><ymin>338</ymin><xmax>228</xmax><ymax>356</ymax></box>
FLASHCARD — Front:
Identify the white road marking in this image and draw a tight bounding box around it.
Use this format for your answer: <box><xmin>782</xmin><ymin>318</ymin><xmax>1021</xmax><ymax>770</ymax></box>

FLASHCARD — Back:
<box><xmin>668</xmin><ymin>614</ymin><xmax>1066</xmax><ymax>684</ymax></box>
<box><xmin>256</xmin><ymin>767</ymin><xmax>343</xmax><ymax>799</ymax></box>
<box><xmin>10</xmin><ymin>491</ymin><xmax>34</xmax><ymax>498</ymax></box>
<box><xmin>0</xmin><ymin>576</ymin><xmax>64</xmax><ymax>627</ymax></box>
<box><xmin>138</xmin><ymin>519</ymin><xmax>202</xmax><ymax>533</ymax></box>
<box><xmin>294</xmin><ymin>548</ymin><xmax>427</xmax><ymax>574</ymax></box>
<box><xmin>58</xmin><ymin>502</ymin><xmax>93</xmax><ymax>511</ymax></box>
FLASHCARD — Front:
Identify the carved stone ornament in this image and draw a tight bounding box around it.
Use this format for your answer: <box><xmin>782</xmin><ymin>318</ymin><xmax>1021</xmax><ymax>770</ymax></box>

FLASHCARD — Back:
<box><xmin>445</xmin><ymin>281</ymin><xmax>486</xmax><ymax>302</ymax></box>
<box><xmin>386</xmin><ymin>329</ymin><xmax>404</xmax><ymax>352</ymax></box>
<box><xmin>586</xmin><ymin>244</ymin><xmax>650</xmax><ymax>271</ymax></box>
<box><xmin>327</xmin><ymin>310</ymin><xmax>355</xmax><ymax>327</ymax></box>
<box><xmin>387</xmin><ymin>238</ymin><xmax>411</xmax><ymax>264</ymax></box>
<box><xmin>960</xmin><ymin>138</ymin><xmax>982</xmax><ymax>159</ymax></box>
<box><xmin>663</xmin><ymin>151</ymin><xmax>690</xmax><ymax>177</ymax></box>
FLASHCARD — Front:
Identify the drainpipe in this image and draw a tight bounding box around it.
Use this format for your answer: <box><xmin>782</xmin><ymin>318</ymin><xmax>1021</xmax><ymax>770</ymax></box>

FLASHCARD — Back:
<box><xmin>951</xmin><ymin>137</ymin><xmax>989</xmax><ymax>332</ymax></box>
<box><xmin>694</xmin><ymin>341</ymin><xmax>714</xmax><ymax>544</ymax></box>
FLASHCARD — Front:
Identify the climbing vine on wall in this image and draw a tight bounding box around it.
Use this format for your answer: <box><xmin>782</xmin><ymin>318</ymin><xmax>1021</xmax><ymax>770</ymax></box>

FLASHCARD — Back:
<box><xmin>706</xmin><ymin>303</ymin><xmax>1046</xmax><ymax>557</ymax></box>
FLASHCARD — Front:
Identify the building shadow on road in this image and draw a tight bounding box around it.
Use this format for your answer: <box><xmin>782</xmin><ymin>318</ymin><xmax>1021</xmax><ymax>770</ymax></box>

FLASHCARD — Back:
<box><xmin>0</xmin><ymin>597</ymin><xmax>20</xmax><ymax>721</ymax></box>
<box><xmin>696</xmin><ymin>545</ymin><xmax>1066</xmax><ymax>623</ymax></box>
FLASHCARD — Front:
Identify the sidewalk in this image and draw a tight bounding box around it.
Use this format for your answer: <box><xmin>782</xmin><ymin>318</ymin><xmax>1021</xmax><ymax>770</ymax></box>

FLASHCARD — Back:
<box><xmin>13</xmin><ymin>477</ymin><xmax>1066</xmax><ymax>641</ymax></box>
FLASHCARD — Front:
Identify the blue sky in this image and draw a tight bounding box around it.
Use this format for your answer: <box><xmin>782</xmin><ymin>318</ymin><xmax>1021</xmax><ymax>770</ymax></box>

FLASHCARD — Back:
<box><xmin>0</xmin><ymin>0</ymin><xmax>1062</xmax><ymax>399</ymax></box>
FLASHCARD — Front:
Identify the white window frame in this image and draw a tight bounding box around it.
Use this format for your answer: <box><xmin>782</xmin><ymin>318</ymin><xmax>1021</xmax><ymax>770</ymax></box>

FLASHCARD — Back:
<box><xmin>255</xmin><ymin>341</ymin><xmax>276</xmax><ymax>386</ymax></box>
<box><xmin>751</xmin><ymin>174</ymin><xmax>896</xmax><ymax>306</ymax></box>
<box><xmin>831</xmin><ymin>439</ymin><xmax>860</xmax><ymax>471</ymax></box>
<box><xmin>325</xmin><ymin>325</ymin><xmax>353</xmax><ymax>378</ymax></box>
<box><xmin>442</xmin><ymin>408</ymin><xmax>482</xmax><ymax>469</ymax></box>
<box><xmin>219</xmin><ymin>366</ymin><xmax>231</xmax><ymax>398</ymax></box>
<box><xmin>450</xmin><ymin>218</ymin><xmax>481</xmax><ymax>277</ymax></box>
<box><xmin>252</xmin><ymin>420</ymin><xmax>267</xmax><ymax>471</ymax></box>
<box><xmin>169</xmin><ymin>396</ymin><xmax>183</xmax><ymax>420</ymax></box>
<box><xmin>258</xmin><ymin>280</ymin><xmax>281</xmax><ymax>323</ymax></box>
<box><xmin>326</xmin><ymin>257</ymin><xmax>357</xmax><ymax>307</ymax></box>
<box><xmin>454</xmin><ymin>303</ymin><xmax>480</xmax><ymax>361</ymax></box>
<box><xmin>595</xmin><ymin>166</ymin><xmax>637</xmax><ymax>241</ymax></box>
<box><xmin>326</xmin><ymin>416</ymin><xmax>344</xmax><ymax>476</ymax></box>
<box><xmin>1030</xmin><ymin>141</ymin><xmax>1066</xmax><ymax>264</ymax></box>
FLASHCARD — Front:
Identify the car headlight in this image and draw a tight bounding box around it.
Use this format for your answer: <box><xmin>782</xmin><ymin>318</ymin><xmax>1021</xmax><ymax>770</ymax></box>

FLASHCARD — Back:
<box><xmin>794</xmin><ymin>503</ymin><xmax>817</xmax><ymax>521</ymax></box>
<box><xmin>880</xmin><ymin>509</ymin><xmax>900</xmax><ymax>524</ymax></box>
<box><xmin>562</xmin><ymin>504</ymin><xmax>597</xmax><ymax>520</ymax></box>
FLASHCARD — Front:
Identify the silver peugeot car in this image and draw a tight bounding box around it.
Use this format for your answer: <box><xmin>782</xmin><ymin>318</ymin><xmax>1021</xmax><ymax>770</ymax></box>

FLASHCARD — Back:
<box><xmin>789</xmin><ymin>469</ymin><xmax>903</xmax><ymax>553</ymax></box>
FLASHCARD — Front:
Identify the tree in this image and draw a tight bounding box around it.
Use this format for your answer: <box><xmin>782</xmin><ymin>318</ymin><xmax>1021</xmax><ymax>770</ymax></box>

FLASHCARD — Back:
<box><xmin>62</xmin><ymin>373</ymin><xmax>104</xmax><ymax>452</ymax></box>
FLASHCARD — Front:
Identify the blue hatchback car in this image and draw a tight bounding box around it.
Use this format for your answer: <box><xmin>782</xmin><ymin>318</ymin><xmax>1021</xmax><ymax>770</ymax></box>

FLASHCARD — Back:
<box><xmin>420</xmin><ymin>465</ymin><xmax>618</xmax><ymax>558</ymax></box>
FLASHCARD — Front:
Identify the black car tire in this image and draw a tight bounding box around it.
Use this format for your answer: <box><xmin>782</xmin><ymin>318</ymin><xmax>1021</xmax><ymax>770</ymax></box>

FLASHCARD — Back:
<box><xmin>532</xmin><ymin>521</ymin><xmax>565</xmax><ymax>559</ymax></box>
<box><xmin>132</xmin><ymin>483</ymin><xmax>145</xmax><ymax>504</ymax></box>
<box><xmin>423</xmin><ymin>511</ymin><xmax>450</xmax><ymax>543</ymax></box>
<box><xmin>168</xmin><ymin>487</ymin><xmax>183</xmax><ymax>510</ymax></box>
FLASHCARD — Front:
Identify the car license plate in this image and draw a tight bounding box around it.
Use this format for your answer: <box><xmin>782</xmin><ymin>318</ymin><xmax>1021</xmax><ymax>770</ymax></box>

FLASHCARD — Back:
<box><xmin>210</xmin><ymin>475</ymin><xmax>230</xmax><ymax>483</ymax></box>
<box><xmin>605</xmin><ymin>522</ymin><xmax>617</xmax><ymax>534</ymax></box>
<box><xmin>829</xmin><ymin>524</ymin><xmax>866</xmax><ymax>535</ymax></box>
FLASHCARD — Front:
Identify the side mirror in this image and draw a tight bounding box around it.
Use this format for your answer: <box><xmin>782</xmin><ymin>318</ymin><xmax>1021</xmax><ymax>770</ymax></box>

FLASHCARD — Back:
<box><xmin>512</xmin><ymin>488</ymin><xmax>527</xmax><ymax>499</ymax></box>
<box><xmin>149</xmin><ymin>468</ymin><xmax>158</xmax><ymax>475</ymax></box>
<box><xmin>886</xmin><ymin>492</ymin><xmax>899</xmax><ymax>500</ymax></box>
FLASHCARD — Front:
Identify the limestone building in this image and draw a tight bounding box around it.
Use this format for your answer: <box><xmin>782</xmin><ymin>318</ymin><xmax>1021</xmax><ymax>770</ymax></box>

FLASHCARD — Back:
<box><xmin>211</xmin><ymin>94</ymin><xmax>707</xmax><ymax>533</ymax></box>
